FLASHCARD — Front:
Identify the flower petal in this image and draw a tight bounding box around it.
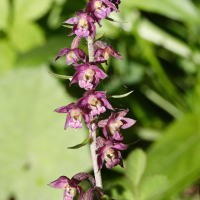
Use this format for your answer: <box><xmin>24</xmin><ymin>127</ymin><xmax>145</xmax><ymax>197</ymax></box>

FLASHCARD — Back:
<box><xmin>48</xmin><ymin>176</ymin><xmax>70</xmax><ymax>188</ymax></box>
<box><xmin>121</xmin><ymin>118</ymin><xmax>136</xmax><ymax>129</ymax></box>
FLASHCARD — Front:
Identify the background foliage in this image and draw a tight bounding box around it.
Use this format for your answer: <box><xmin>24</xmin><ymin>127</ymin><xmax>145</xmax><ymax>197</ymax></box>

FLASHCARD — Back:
<box><xmin>0</xmin><ymin>0</ymin><xmax>200</xmax><ymax>199</ymax></box>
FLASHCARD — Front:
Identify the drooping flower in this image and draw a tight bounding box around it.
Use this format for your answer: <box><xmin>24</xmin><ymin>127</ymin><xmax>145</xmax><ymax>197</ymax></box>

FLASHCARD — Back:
<box><xmin>96</xmin><ymin>137</ymin><xmax>128</xmax><ymax>170</ymax></box>
<box><xmin>48</xmin><ymin>173</ymin><xmax>95</xmax><ymax>200</ymax></box>
<box><xmin>55</xmin><ymin>103</ymin><xmax>90</xmax><ymax>129</ymax></box>
<box><xmin>94</xmin><ymin>40</ymin><xmax>122</xmax><ymax>63</ymax></box>
<box><xmin>98</xmin><ymin>109</ymin><xmax>136</xmax><ymax>140</ymax></box>
<box><xmin>85</xmin><ymin>0</ymin><xmax>119</xmax><ymax>27</ymax></box>
<box><xmin>64</xmin><ymin>10</ymin><xmax>96</xmax><ymax>39</ymax></box>
<box><xmin>70</xmin><ymin>63</ymin><xmax>107</xmax><ymax>90</ymax></box>
<box><xmin>54</xmin><ymin>48</ymin><xmax>87</xmax><ymax>66</ymax></box>
<box><xmin>76</xmin><ymin>90</ymin><xmax>114</xmax><ymax>116</ymax></box>
<box><xmin>83</xmin><ymin>188</ymin><xmax>103</xmax><ymax>200</ymax></box>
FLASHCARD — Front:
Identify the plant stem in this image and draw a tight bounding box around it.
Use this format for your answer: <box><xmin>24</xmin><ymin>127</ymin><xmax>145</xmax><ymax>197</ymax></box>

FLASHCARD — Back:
<box><xmin>90</xmin><ymin>126</ymin><xmax>103</xmax><ymax>189</ymax></box>
<box><xmin>87</xmin><ymin>36</ymin><xmax>103</xmax><ymax>189</ymax></box>
<box><xmin>87</xmin><ymin>36</ymin><xmax>95</xmax><ymax>62</ymax></box>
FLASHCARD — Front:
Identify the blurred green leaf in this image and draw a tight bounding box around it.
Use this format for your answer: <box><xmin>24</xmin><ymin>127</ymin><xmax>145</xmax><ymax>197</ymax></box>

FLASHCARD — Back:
<box><xmin>126</xmin><ymin>149</ymin><xmax>147</xmax><ymax>186</ymax></box>
<box><xmin>123</xmin><ymin>0</ymin><xmax>200</xmax><ymax>23</ymax></box>
<box><xmin>0</xmin><ymin>0</ymin><xmax>9</xmax><ymax>30</ymax></box>
<box><xmin>16</xmin><ymin>35</ymin><xmax>71</xmax><ymax>67</ymax></box>
<box><xmin>139</xmin><ymin>175</ymin><xmax>169</xmax><ymax>200</ymax></box>
<box><xmin>10</xmin><ymin>22</ymin><xmax>45</xmax><ymax>52</ymax></box>
<box><xmin>0</xmin><ymin>66</ymin><xmax>92</xmax><ymax>200</ymax></box>
<box><xmin>137</xmin><ymin>19</ymin><xmax>192</xmax><ymax>59</ymax></box>
<box><xmin>13</xmin><ymin>0</ymin><xmax>53</xmax><ymax>22</ymax></box>
<box><xmin>49</xmin><ymin>72</ymin><xmax>72</xmax><ymax>80</ymax></box>
<box><xmin>0</xmin><ymin>40</ymin><xmax>16</xmax><ymax>72</ymax></box>
<box><xmin>95</xmin><ymin>32</ymin><xmax>105</xmax><ymax>40</ymax></box>
<box><xmin>144</xmin><ymin>112</ymin><xmax>200</xmax><ymax>198</ymax></box>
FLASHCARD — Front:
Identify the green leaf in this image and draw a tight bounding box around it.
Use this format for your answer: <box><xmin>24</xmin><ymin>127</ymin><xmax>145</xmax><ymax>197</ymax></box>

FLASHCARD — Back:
<box><xmin>0</xmin><ymin>66</ymin><xmax>92</xmax><ymax>200</ymax></box>
<box><xmin>123</xmin><ymin>0</ymin><xmax>200</xmax><ymax>23</ymax></box>
<box><xmin>95</xmin><ymin>32</ymin><xmax>105</xmax><ymax>40</ymax></box>
<box><xmin>0</xmin><ymin>40</ymin><xmax>16</xmax><ymax>72</ymax></box>
<box><xmin>139</xmin><ymin>175</ymin><xmax>169</xmax><ymax>200</ymax></box>
<box><xmin>137</xmin><ymin>19</ymin><xmax>192</xmax><ymax>58</ymax></box>
<box><xmin>126</xmin><ymin>149</ymin><xmax>147</xmax><ymax>186</ymax></box>
<box><xmin>13</xmin><ymin>0</ymin><xmax>53</xmax><ymax>22</ymax></box>
<box><xmin>68</xmin><ymin>137</ymin><xmax>90</xmax><ymax>149</ymax></box>
<box><xmin>10</xmin><ymin>22</ymin><xmax>45</xmax><ymax>52</ymax></box>
<box><xmin>0</xmin><ymin>0</ymin><xmax>9</xmax><ymax>30</ymax></box>
<box><xmin>107</xmin><ymin>90</ymin><xmax>134</xmax><ymax>98</ymax></box>
<box><xmin>105</xmin><ymin>17</ymin><xmax>128</xmax><ymax>23</ymax></box>
<box><xmin>49</xmin><ymin>72</ymin><xmax>72</xmax><ymax>80</ymax></box>
<box><xmin>62</xmin><ymin>25</ymin><xmax>73</xmax><ymax>28</ymax></box>
<box><xmin>144</xmin><ymin>112</ymin><xmax>200</xmax><ymax>198</ymax></box>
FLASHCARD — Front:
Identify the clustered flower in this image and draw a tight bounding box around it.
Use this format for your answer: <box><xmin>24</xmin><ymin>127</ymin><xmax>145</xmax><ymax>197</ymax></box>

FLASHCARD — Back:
<box><xmin>49</xmin><ymin>0</ymin><xmax>136</xmax><ymax>199</ymax></box>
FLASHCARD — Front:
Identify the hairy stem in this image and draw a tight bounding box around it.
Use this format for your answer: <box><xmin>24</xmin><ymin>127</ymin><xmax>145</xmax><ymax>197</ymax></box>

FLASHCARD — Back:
<box><xmin>90</xmin><ymin>127</ymin><xmax>103</xmax><ymax>189</ymax></box>
<box><xmin>87</xmin><ymin>36</ymin><xmax>103</xmax><ymax>189</ymax></box>
<box><xmin>87</xmin><ymin>36</ymin><xmax>95</xmax><ymax>62</ymax></box>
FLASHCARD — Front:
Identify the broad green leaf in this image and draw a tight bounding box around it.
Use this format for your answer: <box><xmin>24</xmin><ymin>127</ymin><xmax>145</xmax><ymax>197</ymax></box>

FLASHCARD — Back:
<box><xmin>0</xmin><ymin>67</ymin><xmax>92</xmax><ymax>200</ymax></box>
<box><xmin>68</xmin><ymin>137</ymin><xmax>90</xmax><ymax>149</ymax></box>
<box><xmin>13</xmin><ymin>0</ymin><xmax>53</xmax><ymax>22</ymax></box>
<box><xmin>139</xmin><ymin>175</ymin><xmax>169</xmax><ymax>200</ymax></box>
<box><xmin>0</xmin><ymin>0</ymin><xmax>9</xmax><ymax>30</ymax></box>
<box><xmin>10</xmin><ymin>22</ymin><xmax>45</xmax><ymax>52</ymax></box>
<box><xmin>49</xmin><ymin>72</ymin><xmax>72</xmax><ymax>80</ymax></box>
<box><xmin>107</xmin><ymin>176</ymin><xmax>135</xmax><ymax>200</ymax></box>
<box><xmin>144</xmin><ymin>112</ymin><xmax>200</xmax><ymax>198</ymax></box>
<box><xmin>0</xmin><ymin>40</ymin><xmax>16</xmax><ymax>72</ymax></box>
<box><xmin>123</xmin><ymin>0</ymin><xmax>200</xmax><ymax>23</ymax></box>
<box><xmin>126</xmin><ymin>149</ymin><xmax>147</xmax><ymax>186</ymax></box>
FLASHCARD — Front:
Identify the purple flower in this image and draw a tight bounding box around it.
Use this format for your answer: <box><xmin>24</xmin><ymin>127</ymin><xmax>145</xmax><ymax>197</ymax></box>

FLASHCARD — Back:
<box><xmin>55</xmin><ymin>103</ymin><xmax>90</xmax><ymax>129</ymax></box>
<box><xmin>64</xmin><ymin>10</ymin><xmax>96</xmax><ymax>39</ymax></box>
<box><xmin>96</xmin><ymin>137</ymin><xmax>128</xmax><ymax>170</ymax></box>
<box><xmin>98</xmin><ymin>109</ymin><xmax>136</xmax><ymax>140</ymax></box>
<box><xmin>109</xmin><ymin>0</ymin><xmax>121</xmax><ymax>9</ymax></box>
<box><xmin>54</xmin><ymin>48</ymin><xmax>87</xmax><ymax>66</ymax></box>
<box><xmin>94</xmin><ymin>40</ymin><xmax>122</xmax><ymax>63</ymax></box>
<box><xmin>48</xmin><ymin>173</ymin><xmax>95</xmax><ymax>200</ymax></box>
<box><xmin>70</xmin><ymin>63</ymin><xmax>107</xmax><ymax>90</ymax></box>
<box><xmin>85</xmin><ymin>0</ymin><xmax>119</xmax><ymax>27</ymax></box>
<box><xmin>76</xmin><ymin>90</ymin><xmax>114</xmax><ymax>116</ymax></box>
